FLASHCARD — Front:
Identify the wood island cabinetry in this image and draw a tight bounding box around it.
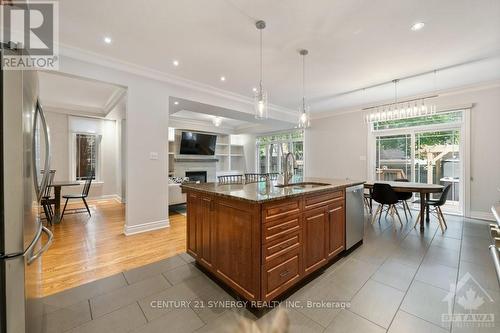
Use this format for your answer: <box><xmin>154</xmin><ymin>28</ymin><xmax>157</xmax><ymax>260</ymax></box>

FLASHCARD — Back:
<box><xmin>183</xmin><ymin>181</ymin><xmax>357</xmax><ymax>303</ymax></box>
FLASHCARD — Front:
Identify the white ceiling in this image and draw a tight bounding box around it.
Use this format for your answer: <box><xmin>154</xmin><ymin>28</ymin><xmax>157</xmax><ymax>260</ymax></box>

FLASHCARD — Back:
<box><xmin>56</xmin><ymin>0</ymin><xmax>500</xmax><ymax>113</ymax></box>
<box><xmin>39</xmin><ymin>71</ymin><xmax>126</xmax><ymax>117</ymax></box>
<box><xmin>169</xmin><ymin>97</ymin><xmax>293</xmax><ymax>133</ymax></box>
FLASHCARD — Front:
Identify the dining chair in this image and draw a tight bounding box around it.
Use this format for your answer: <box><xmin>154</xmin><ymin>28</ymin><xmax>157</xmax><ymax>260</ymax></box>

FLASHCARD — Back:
<box><xmin>41</xmin><ymin>170</ymin><xmax>56</xmax><ymax>225</ymax></box>
<box><xmin>244</xmin><ymin>173</ymin><xmax>268</xmax><ymax>184</ymax></box>
<box><xmin>371</xmin><ymin>183</ymin><xmax>403</xmax><ymax>227</ymax></box>
<box><xmin>394</xmin><ymin>178</ymin><xmax>413</xmax><ymax>220</ymax></box>
<box><xmin>61</xmin><ymin>175</ymin><xmax>93</xmax><ymax>219</ymax></box>
<box><xmin>363</xmin><ymin>190</ymin><xmax>372</xmax><ymax>214</ymax></box>
<box><xmin>267</xmin><ymin>173</ymin><xmax>280</xmax><ymax>181</ymax></box>
<box><xmin>218</xmin><ymin>174</ymin><xmax>244</xmax><ymax>184</ymax></box>
<box><xmin>414</xmin><ymin>184</ymin><xmax>452</xmax><ymax>233</ymax></box>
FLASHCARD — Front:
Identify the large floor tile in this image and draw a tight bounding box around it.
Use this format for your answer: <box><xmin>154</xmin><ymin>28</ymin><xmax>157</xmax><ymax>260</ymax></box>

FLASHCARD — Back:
<box><xmin>324</xmin><ymin>309</ymin><xmax>385</xmax><ymax>333</ymax></box>
<box><xmin>350</xmin><ymin>279</ymin><xmax>405</xmax><ymax>329</ymax></box>
<box><xmin>388</xmin><ymin>310</ymin><xmax>448</xmax><ymax>333</ymax></box>
<box><xmin>458</xmin><ymin>261</ymin><xmax>500</xmax><ymax>292</ymax></box>
<box><xmin>132</xmin><ymin>307</ymin><xmax>205</xmax><ymax>333</ymax></box>
<box><xmin>123</xmin><ymin>256</ymin><xmax>186</xmax><ymax>284</ymax></box>
<box><xmin>371</xmin><ymin>258</ymin><xmax>417</xmax><ymax>291</ymax></box>
<box><xmin>415</xmin><ymin>261</ymin><xmax>458</xmax><ymax>291</ymax></box>
<box><xmin>423</xmin><ymin>246</ymin><xmax>460</xmax><ymax>268</ymax></box>
<box><xmin>163</xmin><ymin>262</ymin><xmax>202</xmax><ymax>285</ymax></box>
<box><xmin>43</xmin><ymin>273</ymin><xmax>127</xmax><ymax>309</ymax></box>
<box><xmin>42</xmin><ymin>300</ymin><xmax>92</xmax><ymax>333</ymax></box>
<box><xmin>70</xmin><ymin>303</ymin><xmax>146</xmax><ymax>333</ymax></box>
<box><xmin>325</xmin><ymin>258</ymin><xmax>380</xmax><ymax>295</ymax></box>
<box><xmin>431</xmin><ymin>236</ymin><xmax>461</xmax><ymax>251</ymax></box>
<box><xmin>401</xmin><ymin>280</ymin><xmax>450</xmax><ymax>329</ymax></box>
<box><xmin>91</xmin><ymin>275</ymin><xmax>171</xmax><ymax>318</ymax></box>
<box><xmin>460</xmin><ymin>245</ymin><xmax>492</xmax><ymax>268</ymax></box>
<box><xmin>254</xmin><ymin>307</ymin><xmax>324</xmax><ymax>333</ymax></box>
<box><xmin>179</xmin><ymin>252</ymin><xmax>196</xmax><ymax>263</ymax></box>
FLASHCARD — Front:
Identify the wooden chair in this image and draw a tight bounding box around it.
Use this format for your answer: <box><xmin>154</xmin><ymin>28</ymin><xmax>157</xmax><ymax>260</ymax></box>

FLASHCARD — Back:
<box><xmin>244</xmin><ymin>173</ymin><xmax>268</xmax><ymax>184</ymax></box>
<box><xmin>218</xmin><ymin>174</ymin><xmax>244</xmax><ymax>184</ymax></box>
<box><xmin>41</xmin><ymin>170</ymin><xmax>56</xmax><ymax>224</ymax></box>
<box><xmin>267</xmin><ymin>173</ymin><xmax>280</xmax><ymax>181</ymax></box>
<box><xmin>61</xmin><ymin>175</ymin><xmax>93</xmax><ymax>219</ymax></box>
<box><xmin>414</xmin><ymin>184</ymin><xmax>452</xmax><ymax>233</ymax></box>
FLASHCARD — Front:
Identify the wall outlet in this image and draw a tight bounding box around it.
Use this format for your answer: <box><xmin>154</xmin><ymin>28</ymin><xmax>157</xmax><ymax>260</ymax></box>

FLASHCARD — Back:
<box><xmin>150</xmin><ymin>152</ymin><xmax>159</xmax><ymax>160</ymax></box>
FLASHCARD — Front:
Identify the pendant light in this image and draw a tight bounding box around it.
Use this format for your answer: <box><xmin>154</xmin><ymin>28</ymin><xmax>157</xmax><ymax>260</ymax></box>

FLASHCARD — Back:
<box><xmin>298</xmin><ymin>49</ymin><xmax>311</xmax><ymax>128</ymax></box>
<box><xmin>254</xmin><ymin>20</ymin><xmax>268</xmax><ymax>119</ymax></box>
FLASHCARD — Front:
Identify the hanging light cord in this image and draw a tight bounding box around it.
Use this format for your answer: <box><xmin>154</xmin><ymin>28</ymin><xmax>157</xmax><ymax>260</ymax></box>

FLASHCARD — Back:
<box><xmin>259</xmin><ymin>28</ymin><xmax>263</xmax><ymax>91</ymax></box>
<box><xmin>302</xmin><ymin>53</ymin><xmax>306</xmax><ymax>110</ymax></box>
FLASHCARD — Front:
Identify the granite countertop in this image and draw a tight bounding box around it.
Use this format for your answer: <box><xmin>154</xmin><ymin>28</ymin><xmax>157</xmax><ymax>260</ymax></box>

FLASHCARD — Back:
<box><xmin>180</xmin><ymin>176</ymin><xmax>365</xmax><ymax>203</ymax></box>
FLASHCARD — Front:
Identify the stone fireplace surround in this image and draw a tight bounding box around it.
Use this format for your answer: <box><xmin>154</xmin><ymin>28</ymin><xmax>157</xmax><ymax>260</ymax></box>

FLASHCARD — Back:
<box><xmin>173</xmin><ymin>158</ymin><xmax>217</xmax><ymax>183</ymax></box>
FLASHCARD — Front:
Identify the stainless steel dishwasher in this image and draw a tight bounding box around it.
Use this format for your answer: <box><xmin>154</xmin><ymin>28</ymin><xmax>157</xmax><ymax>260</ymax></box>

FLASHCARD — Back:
<box><xmin>345</xmin><ymin>184</ymin><xmax>365</xmax><ymax>250</ymax></box>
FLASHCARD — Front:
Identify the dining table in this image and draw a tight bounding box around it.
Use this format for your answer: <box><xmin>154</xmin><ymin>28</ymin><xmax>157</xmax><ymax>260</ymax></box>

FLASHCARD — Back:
<box><xmin>49</xmin><ymin>180</ymin><xmax>80</xmax><ymax>223</ymax></box>
<box><xmin>364</xmin><ymin>181</ymin><xmax>444</xmax><ymax>231</ymax></box>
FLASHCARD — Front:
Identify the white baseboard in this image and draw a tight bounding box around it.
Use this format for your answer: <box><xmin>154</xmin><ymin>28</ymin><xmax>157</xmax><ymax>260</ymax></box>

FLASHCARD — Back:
<box><xmin>469</xmin><ymin>210</ymin><xmax>495</xmax><ymax>222</ymax></box>
<box><xmin>123</xmin><ymin>218</ymin><xmax>170</xmax><ymax>236</ymax></box>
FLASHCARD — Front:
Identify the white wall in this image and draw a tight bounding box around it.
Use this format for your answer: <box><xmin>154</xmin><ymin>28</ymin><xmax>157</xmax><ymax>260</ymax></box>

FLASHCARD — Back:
<box><xmin>306</xmin><ymin>84</ymin><xmax>500</xmax><ymax>218</ymax></box>
<box><xmin>44</xmin><ymin>111</ymin><xmax>120</xmax><ymax>199</ymax></box>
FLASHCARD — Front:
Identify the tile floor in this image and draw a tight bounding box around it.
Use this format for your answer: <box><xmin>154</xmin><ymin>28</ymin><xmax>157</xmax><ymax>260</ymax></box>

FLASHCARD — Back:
<box><xmin>41</xmin><ymin>212</ymin><xmax>499</xmax><ymax>333</ymax></box>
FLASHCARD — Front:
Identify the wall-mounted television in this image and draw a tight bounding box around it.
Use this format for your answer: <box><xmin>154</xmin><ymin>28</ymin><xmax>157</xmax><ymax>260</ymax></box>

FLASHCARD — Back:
<box><xmin>179</xmin><ymin>131</ymin><xmax>217</xmax><ymax>155</ymax></box>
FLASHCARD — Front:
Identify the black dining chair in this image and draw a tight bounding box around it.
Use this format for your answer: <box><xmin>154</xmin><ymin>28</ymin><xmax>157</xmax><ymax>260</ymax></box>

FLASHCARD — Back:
<box><xmin>266</xmin><ymin>173</ymin><xmax>280</xmax><ymax>181</ymax></box>
<box><xmin>414</xmin><ymin>184</ymin><xmax>452</xmax><ymax>233</ymax></box>
<box><xmin>244</xmin><ymin>173</ymin><xmax>268</xmax><ymax>184</ymax></box>
<box><xmin>218</xmin><ymin>174</ymin><xmax>244</xmax><ymax>184</ymax></box>
<box><xmin>394</xmin><ymin>178</ymin><xmax>413</xmax><ymax>220</ymax></box>
<box><xmin>41</xmin><ymin>170</ymin><xmax>56</xmax><ymax>224</ymax></box>
<box><xmin>61</xmin><ymin>175</ymin><xmax>93</xmax><ymax>219</ymax></box>
<box><xmin>371</xmin><ymin>183</ymin><xmax>403</xmax><ymax>227</ymax></box>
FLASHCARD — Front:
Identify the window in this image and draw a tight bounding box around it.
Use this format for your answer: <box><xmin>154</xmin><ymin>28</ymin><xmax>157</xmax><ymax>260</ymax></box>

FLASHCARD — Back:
<box><xmin>369</xmin><ymin>110</ymin><xmax>467</xmax><ymax>214</ymax></box>
<box><xmin>74</xmin><ymin>134</ymin><xmax>100</xmax><ymax>180</ymax></box>
<box><xmin>256</xmin><ymin>130</ymin><xmax>304</xmax><ymax>176</ymax></box>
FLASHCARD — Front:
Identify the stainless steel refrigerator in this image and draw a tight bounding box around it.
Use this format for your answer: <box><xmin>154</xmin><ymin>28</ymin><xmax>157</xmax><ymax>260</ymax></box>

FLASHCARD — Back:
<box><xmin>1</xmin><ymin>42</ymin><xmax>53</xmax><ymax>332</ymax></box>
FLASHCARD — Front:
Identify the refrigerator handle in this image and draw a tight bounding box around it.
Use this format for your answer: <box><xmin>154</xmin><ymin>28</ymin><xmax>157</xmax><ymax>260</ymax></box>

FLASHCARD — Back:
<box><xmin>27</xmin><ymin>226</ymin><xmax>53</xmax><ymax>265</ymax></box>
<box><xmin>33</xmin><ymin>99</ymin><xmax>51</xmax><ymax>202</ymax></box>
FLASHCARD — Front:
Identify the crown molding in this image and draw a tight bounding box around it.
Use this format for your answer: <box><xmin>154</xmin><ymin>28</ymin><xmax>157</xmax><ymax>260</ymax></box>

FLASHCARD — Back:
<box><xmin>59</xmin><ymin>44</ymin><xmax>297</xmax><ymax>118</ymax></box>
<box><xmin>311</xmin><ymin>79</ymin><xmax>500</xmax><ymax>120</ymax></box>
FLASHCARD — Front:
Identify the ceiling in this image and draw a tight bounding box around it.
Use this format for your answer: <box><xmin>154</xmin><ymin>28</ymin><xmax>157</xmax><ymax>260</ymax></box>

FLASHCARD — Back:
<box><xmin>39</xmin><ymin>71</ymin><xmax>126</xmax><ymax>118</ymax></box>
<box><xmin>56</xmin><ymin>0</ymin><xmax>500</xmax><ymax>113</ymax></box>
<box><xmin>169</xmin><ymin>97</ymin><xmax>293</xmax><ymax>133</ymax></box>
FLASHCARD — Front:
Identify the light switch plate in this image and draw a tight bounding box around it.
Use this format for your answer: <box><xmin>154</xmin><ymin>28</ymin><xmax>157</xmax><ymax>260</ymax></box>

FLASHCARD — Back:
<box><xmin>150</xmin><ymin>152</ymin><xmax>159</xmax><ymax>160</ymax></box>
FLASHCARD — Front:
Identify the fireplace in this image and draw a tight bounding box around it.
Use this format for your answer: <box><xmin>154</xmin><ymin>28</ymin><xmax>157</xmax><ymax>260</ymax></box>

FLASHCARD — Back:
<box><xmin>186</xmin><ymin>171</ymin><xmax>207</xmax><ymax>183</ymax></box>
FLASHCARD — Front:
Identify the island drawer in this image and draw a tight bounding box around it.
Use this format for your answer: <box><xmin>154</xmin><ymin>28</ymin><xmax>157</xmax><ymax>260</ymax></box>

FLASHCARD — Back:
<box><xmin>305</xmin><ymin>190</ymin><xmax>344</xmax><ymax>209</ymax></box>
<box><xmin>263</xmin><ymin>215</ymin><xmax>301</xmax><ymax>243</ymax></box>
<box><xmin>263</xmin><ymin>230</ymin><xmax>301</xmax><ymax>263</ymax></box>
<box><xmin>263</xmin><ymin>199</ymin><xmax>301</xmax><ymax>222</ymax></box>
<box><xmin>262</xmin><ymin>248</ymin><xmax>301</xmax><ymax>300</ymax></box>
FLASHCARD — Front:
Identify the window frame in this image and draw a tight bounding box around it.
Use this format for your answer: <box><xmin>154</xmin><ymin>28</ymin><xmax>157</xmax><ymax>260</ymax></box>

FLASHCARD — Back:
<box><xmin>255</xmin><ymin>130</ymin><xmax>305</xmax><ymax>174</ymax></box>
<box><xmin>69</xmin><ymin>132</ymin><xmax>102</xmax><ymax>182</ymax></box>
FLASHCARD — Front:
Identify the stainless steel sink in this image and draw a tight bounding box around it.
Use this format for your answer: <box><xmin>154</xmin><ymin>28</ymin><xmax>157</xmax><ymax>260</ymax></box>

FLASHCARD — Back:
<box><xmin>275</xmin><ymin>182</ymin><xmax>330</xmax><ymax>189</ymax></box>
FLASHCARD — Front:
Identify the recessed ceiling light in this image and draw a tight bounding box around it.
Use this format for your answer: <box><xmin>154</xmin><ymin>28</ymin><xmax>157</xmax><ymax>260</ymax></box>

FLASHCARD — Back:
<box><xmin>172</xmin><ymin>60</ymin><xmax>179</xmax><ymax>66</ymax></box>
<box><xmin>252</xmin><ymin>87</ymin><xmax>257</xmax><ymax>92</ymax></box>
<box><xmin>220</xmin><ymin>76</ymin><xmax>226</xmax><ymax>82</ymax></box>
<box><xmin>174</xmin><ymin>101</ymin><xmax>179</xmax><ymax>105</ymax></box>
<box><xmin>103</xmin><ymin>36</ymin><xmax>112</xmax><ymax>44</ymax></box>
<box><xmin>212</xmin><ymin>117</ymin><xmax>222</xmax><ymax>127</ymax></box>
<box><xmin>411</xmin><ymin>22</ymin><xmax>425</xmax><ymax>31</ymax></box>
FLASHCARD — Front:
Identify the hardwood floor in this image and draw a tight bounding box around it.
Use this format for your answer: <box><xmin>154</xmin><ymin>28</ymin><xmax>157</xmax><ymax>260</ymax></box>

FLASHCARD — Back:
<box><xmin>42</xmin><ymin>199</ymin><xmax>186</xmax><ymax>296</ymax></box>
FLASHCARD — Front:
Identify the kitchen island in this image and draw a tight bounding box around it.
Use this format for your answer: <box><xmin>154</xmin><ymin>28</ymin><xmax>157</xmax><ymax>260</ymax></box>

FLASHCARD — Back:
<box><xmin>181</xmin><ymin>177</ymin><xmax>364</xmax><ymax>303</ymax></box>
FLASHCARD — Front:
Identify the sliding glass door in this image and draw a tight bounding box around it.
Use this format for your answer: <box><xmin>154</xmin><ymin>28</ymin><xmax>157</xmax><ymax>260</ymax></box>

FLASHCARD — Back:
<box><xmin>256</xmin><ymin>131</ymin><xmax>304</xmax><ymax>175</ymax></box>
<box><xmin>371</xmin><ymin>111</ymin><xmax>465</xmax><ymax>214</ymax></box>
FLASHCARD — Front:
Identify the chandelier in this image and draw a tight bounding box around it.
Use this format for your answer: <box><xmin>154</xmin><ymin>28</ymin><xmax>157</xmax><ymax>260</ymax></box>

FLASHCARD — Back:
<box><xmin>364</xmin><ymin>80</ymin><xmax>437</xmax><ymax>123</ymax></box>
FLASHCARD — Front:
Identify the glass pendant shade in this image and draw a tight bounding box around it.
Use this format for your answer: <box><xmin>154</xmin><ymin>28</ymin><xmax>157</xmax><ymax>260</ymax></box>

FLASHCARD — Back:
<box><xmin>298</xmin><ymin>99</ymin><xmax>310</xmax><ymax>128</ymax></box>
<box><xmin>254</xmin><ymin>85</ymin><xmax>268</xmax><ymax>119</ymax></box>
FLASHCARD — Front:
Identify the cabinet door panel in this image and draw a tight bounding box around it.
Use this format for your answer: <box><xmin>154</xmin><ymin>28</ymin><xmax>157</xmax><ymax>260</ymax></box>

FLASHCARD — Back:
<box><xmin>213</xmin><ymin>201</ymin><xmax>259</xmax><ymax>300</ymax></box>
<box><xmin>327</xmin><ymin>200</ymin><xmax>345</xmax><ymax>259</ymax></box>
<box><xmin>186</xmin><ymin>193</ymin><xmax>199</xmax><ymax>258</ymax></box>
<box><xmin>199</xmin><ymin>196</ymin><xmax>213</xmax><ymax>267</ymax></box>
<box><xmin>303</xmin><ymin>208</ymin><xmax>327</xmax><ymax>274</ymax></box>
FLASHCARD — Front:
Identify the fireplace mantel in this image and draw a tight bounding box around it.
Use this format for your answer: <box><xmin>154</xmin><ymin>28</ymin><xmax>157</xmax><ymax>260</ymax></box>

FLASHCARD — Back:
<box><xmin>174</xmin><ymin>158</ymin><xmax>219</xmax><ymax>163</ymax></box>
